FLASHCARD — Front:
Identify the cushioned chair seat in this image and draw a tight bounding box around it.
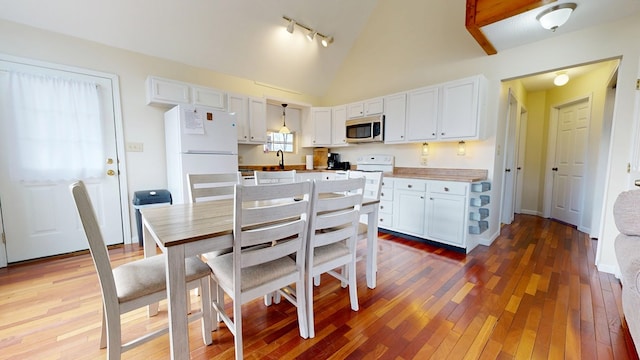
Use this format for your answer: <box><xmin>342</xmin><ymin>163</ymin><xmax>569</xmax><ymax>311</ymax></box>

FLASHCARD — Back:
<box><xmin>113</xmin><ymin>255</ymin><xmax>211</xmax><ymax>303</ymax></box>
<box><xmin>208</xmin><ymin>253</ymin><xmax>297</xmax><ymax>292</ymax></box>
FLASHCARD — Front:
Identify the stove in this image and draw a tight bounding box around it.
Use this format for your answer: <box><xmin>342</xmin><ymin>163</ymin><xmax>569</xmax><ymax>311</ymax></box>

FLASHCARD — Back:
<box><xmin>355</xmin><ymin>154</ymin><xmax>394</xmax><ymax>172</ymax></box>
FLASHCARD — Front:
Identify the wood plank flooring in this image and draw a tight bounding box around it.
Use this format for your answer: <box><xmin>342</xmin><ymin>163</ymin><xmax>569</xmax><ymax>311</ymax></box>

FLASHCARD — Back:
<box><xmin>0</xmin><ymin>214</ymin><xmax>637</xmax><ymax>359</ymax></box>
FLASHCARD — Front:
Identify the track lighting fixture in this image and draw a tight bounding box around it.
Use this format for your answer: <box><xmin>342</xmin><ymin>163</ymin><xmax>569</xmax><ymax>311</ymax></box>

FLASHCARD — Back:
<box><xmin>321</xmin><ymin>36</ymin><xmax>334</xmax><ymax>47</ymax></box>
<box><xmin>282</xmin><ymin>16</ymin><xmax>334</xmax><ymax>47</ymax></box>
<box><xmin>286</xmin><ymin>19</ymin><xmax>295</xmax><ymax>34</ymax></box>
<box><xmin>306</xmin><ymin>30</ymin><xmax>316</xmax><ymax>42</ymax></box>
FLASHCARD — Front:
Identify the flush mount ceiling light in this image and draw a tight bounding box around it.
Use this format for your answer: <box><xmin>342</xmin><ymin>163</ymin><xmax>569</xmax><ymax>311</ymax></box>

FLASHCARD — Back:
<box><xmin>554</xmin><ymin>72</ymin><xmax>570</xmax><ymax>86</ymax></box>
<box><xmin>536</xmin><ymin>3</ymin><xmax>577</xmax><ymax>32</ymax></box>
<box><xmin>282</xmin><ymin>16</ymin><xmax>334</xmax><ymax>47</ymax></box>
<box><xmin>279</xmin><ymin>104</ymin><xmax>290</xmax><ymax>134</ymax></box>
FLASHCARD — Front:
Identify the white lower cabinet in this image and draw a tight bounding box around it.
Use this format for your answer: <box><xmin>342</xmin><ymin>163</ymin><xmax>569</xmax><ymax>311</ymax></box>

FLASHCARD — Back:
<box><xmin>426</xmin><ymin>181</ymin><xmax>468</xmax><ymax>247</ymax></box>
<box><xmin>382</xmin><ymin>177</ymin><xmax>484</xmax><ymax>252</ymax></box>
<box><xmin>393</xmin><ymin>179</ymin><xmax>427</xmax><ymax>237</ymax></box>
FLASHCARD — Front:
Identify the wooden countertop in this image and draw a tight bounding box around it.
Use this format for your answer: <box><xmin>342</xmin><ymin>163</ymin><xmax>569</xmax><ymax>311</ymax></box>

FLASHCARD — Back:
<box><xmin>384</xmin><ymin>167</ymin><xmax>488</xmax><ymax>183</ymax></box>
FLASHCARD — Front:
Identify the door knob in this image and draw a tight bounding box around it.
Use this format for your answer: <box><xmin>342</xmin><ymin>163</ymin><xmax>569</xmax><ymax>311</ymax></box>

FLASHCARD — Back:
<box><xmin>552</xmin><ymin>167</ymin><xmax>558</xmax><ymax>171</ymax></box>
<box><xmin>107</xmin><ymin>170</ymin><xmax>116</xmax><ymax>176</ymax></box>
<box><xmin>505</xmin><ymin>168</ymin><xmax>511</xmax><ymax>172</ymax></box>
<box><xmin>106</xmin><ymin>158</ymin><xmax>114</xmax><ymax>164</ymax></box>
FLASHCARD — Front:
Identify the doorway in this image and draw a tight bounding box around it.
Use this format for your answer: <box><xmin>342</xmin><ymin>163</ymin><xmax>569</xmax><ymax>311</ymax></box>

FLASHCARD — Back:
<box><xmin>545</xmin><ymin>98</ymin><xmax>592</xmax><ymax>227</ymax></box>
<box><xmin>0</xmin><ymin>56</ymin><xmax>130</xmax><ymax>266</ymax></box>
<box><xmin>501</xmin><ymin>59</ymin><xmax>619</xmax><ymax>235</ymax></box>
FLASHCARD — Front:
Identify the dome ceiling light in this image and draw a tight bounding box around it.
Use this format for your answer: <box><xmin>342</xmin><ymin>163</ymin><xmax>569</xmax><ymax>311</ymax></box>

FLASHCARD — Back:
<box><xmin>536</xmin><ymin>3</ymin><xmax>577</xmax><ymax>32</ymax></box>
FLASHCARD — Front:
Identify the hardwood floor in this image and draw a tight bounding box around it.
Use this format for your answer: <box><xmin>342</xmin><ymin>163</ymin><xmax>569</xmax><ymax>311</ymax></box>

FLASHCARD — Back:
<box><xmin>0</xmin><ymin>214</ymin><xmax>637</xmax><ymax>359</ymax></box>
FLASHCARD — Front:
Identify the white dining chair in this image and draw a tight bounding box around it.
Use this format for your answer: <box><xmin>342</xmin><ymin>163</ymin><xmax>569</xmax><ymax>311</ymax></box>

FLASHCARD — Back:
<box><xmin>348</xmin><ymin>170</ymin><xmax>383</xmax><ymax>258</ymax></box>
<box><xmin>254</xmin><ymin>170</ymin><xmax>297</xmax><ymax>184</ymax></box>
<box><xmin>305</xmin><ymin>177</ymin><xmax>365</xmax><ymax>338</ymax></box>
<box><xmin>206</xmin><ymin>181</ymin><xmax>312</xmax><ymax>360</ymax></box>
<box><xmin>188</xmin><ymin>172</ymin><xmax>241</xmax><ymax>203</ymax></box>
<box><xmin>187</xmin><ymin>173</ymin><xmax>241</xmax><ymax>304</ymax></box>
<box><xmin>69</xmin><ymin>181</ymin><xmax>213</xmax><ymax>360</ymax></box>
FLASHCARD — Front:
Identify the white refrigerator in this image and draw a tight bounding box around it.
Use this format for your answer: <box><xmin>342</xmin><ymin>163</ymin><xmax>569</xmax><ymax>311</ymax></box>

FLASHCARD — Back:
<box><xmin>165</xmin><ymin>104</ymin><xmax>238</xmax><ymax>204</ymax></box>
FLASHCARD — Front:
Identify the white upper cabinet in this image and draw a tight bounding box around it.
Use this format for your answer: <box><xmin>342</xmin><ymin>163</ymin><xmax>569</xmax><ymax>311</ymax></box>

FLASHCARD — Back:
<box><xmin>331</xmin><ymin>105</ymin><xmax>348</xmax><ymax>146</ymax></box>
<box><xmin>229</xmin><ymin>93</ymin><xmax>266</xmax><ymax>144</ymax></box>
<box><xmin>309</xmin><ymin>107</ymin><xmax>332</xmax><ymax>146</ymax></box>
<box><xmin>347</xmin><ymin>97</ymin><xmax>384</xmax><ymax>119</ymax></box>
<box><xmin>228</xmin><ymin>93</ymin><xmax>250</xmax><ymax>143</ymax></box>
<box><xmin>383</xmin><ymin>93</ymin><xmax>407</xmax><ymax>144</ymax></box>
<box><xmin>191</xmin><ymin>85</ymin><xmax>226</xmax><ymax>110</ymax></box>
<box><xmin>438</xmin><ymin>75</ymin><xmax>482</xmax><ymax>140</ymax></box>
<box><xmin>247</xmin><ymin>97</ymin><xmax>267</xmax><ymax>143</ymax></box>
<box><xmin>390</xmin><ymin>74</ymin><xmax>486</xmax><ymax>143</ymax></box>
<box><xmin>146</xmin><ymin>76</ymin><xmax>190</xmax><ymax>106</ymax></box>
<box><xmin>406</xmin><ymin>86</ymin><xmax>438</xmax><ymax>142</ymax></box>
<box><xmin>146</xmin><ymin>76</ymin><xmax>227</xmax><ymax>109</ymax></box>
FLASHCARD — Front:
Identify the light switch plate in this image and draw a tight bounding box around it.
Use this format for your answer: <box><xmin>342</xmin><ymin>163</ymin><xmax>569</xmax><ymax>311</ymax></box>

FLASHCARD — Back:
<box><xmin>126</xmin><ymin>142</ymin><xmax>143</xmax><ymax>152</ymax></box>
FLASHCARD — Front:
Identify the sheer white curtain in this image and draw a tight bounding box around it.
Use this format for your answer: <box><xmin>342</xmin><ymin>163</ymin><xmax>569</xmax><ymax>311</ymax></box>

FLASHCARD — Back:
<box><xmin>7</xmin><ymin>71</ymin><xmax>104</xmax><ymax>182</ymax></box>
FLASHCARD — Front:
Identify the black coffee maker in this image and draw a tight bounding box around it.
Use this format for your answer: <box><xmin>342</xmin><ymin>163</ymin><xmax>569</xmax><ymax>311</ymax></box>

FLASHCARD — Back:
<box><xmin>328</xmin><ymin>153</ymin><xmax>340</xmax><ymax>169</ymax></box>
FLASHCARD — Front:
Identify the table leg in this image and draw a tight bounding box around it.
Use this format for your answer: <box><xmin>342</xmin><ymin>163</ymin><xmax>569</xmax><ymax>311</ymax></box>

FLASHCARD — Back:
<box><xmin>366</xmin><ymin>206</ymin><xmax>379</xmax><ymax>289</ymax></box>
<box><xmin>143</xmin><ymin>223</ymin><xmax>159</xmax><ymax>317</ymax></box>
<box><xmin>166</xmin><ymin>245</ymin><xmax>190</xmax><ymax>360</ymax></box>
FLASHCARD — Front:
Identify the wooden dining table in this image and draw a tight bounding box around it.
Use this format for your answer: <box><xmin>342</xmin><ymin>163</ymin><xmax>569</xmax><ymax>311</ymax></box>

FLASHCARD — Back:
<box><xmin>141</xmin><ymin>195</ymin><xmax>380</xmax><ymax>360</ymax></box>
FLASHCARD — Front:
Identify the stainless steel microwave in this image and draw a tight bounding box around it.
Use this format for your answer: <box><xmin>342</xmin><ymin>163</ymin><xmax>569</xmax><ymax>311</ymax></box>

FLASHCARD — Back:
<box><xmin>345</xmin><ymin>115</ymin><xmax>384</xmax><ymax>143</ymax></box>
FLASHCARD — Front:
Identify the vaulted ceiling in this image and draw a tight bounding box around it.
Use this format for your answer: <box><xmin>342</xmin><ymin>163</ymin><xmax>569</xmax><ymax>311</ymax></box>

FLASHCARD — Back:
<box><xmin>0</xmin><ymin>0</ymin><xmax>638</xmax><ymax>96</ymax></box>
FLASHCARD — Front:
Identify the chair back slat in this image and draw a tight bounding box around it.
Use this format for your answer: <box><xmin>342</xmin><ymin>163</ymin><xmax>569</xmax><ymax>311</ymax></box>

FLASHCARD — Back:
<box><xmin>188</xmin><ymin>172</ymin><xmax>241</xmax><ymax>202</ymax></box>
<box><xmin>254</xmin><ymin>170</ymin><xmax>297</xmax><ymax>184</ymax></box>
<box><xmin>348</xmin><ymin>170</ymin><xmax>383</xmax><ymax>200</ymax></box>
<box><xmin>307</xmin><ymin>178</ymin><xmax>365</xmax><ymax>250</ymax></box>
<box><xmin>233</xmin><ymin>182</ymin><xmax>312</xmax><ymax>269</ymax></box>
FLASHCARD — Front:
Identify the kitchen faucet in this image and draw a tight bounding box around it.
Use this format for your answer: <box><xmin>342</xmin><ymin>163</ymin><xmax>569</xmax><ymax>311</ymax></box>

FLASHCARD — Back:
<box><xmin>276</xmin><ymin>149</ymin><xmax>285</xmax><ymax>169</ymax></box>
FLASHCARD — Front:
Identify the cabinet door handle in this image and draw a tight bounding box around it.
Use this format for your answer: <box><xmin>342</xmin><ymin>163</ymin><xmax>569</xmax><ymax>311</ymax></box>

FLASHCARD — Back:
<box><xmin>381</xmin><ymin>192</ymin><xmax>384</xmax><ymax>196</ymax></box>
<box><xmin>407</xmin><ymin>184</ymin><xmax>413</xmax><ymax>188</ymax></box>
<box><xmin>420</xmin><ymin>196</ymin><xmax>424</xmax><ymax>199</ymax></box>
<box><xmin>444</xmin><ymin>187</ymin><xmax>449</xmax><ymax>192</ymax></box>
<box><xmin>380</xmin><ymin>205</ymin><xmax>384</xmax><ymax>210</ymax></box>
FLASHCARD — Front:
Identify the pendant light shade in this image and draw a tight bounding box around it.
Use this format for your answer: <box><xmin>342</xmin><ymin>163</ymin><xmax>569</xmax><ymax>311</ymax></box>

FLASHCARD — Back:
<box><xmin>279</xmin><ymin>104</ymin><xmax>290</xmax><ymax>134</ymax></box>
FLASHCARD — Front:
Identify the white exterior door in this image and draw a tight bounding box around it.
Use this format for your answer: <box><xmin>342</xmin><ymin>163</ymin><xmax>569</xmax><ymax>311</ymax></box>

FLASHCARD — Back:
<box><xmin>0</xmin><ymin>59</ymin><xmax>126</xmax><ymax>264</ymax></box>
<box><xmin>551</xmin><ymin>100</ymin><xmax>590</xmax><ymax>226</ymax></box>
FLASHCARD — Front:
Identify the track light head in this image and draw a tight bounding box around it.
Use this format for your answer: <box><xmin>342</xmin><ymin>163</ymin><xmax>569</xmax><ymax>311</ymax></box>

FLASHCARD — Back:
<box><xmin>286</xmin><ymin>19</ymin><xmax>295</xmax><ymax>34</ymax></box>
<box><xmin>321</xmin><ymin>36</ymin><xmax>334</xmax><ymax>47</ymax></box>
<box><xmin>306</xmin><ymin>30</ymin><xmax>316</xmax><ymax>42</ymax></box>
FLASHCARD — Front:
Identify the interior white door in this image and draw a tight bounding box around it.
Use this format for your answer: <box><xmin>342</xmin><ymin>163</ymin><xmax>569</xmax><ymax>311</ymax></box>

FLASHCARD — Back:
<box><xmin>514</xmin><ymin>109</ymin><xmax>528</xmax><ymax>213</ymax></box>
<box><xmin>0</xmin><ymin>61</ymin><xmax>124</xmax><ymax>263</ymax></box>
<box><xmin>551</xmin><ymin>100</ymin><xmax>590</xmax><ymax>226</ymax></box>
<box><xmin>501</xmin><ymin>91</ymin><xmax>518</xmax><ymax>224</ymax></box>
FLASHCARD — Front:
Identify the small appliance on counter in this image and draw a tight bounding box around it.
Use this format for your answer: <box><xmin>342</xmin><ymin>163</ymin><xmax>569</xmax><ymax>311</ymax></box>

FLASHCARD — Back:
<box><xmin>328</xmin><ymin>153</ymin><xmax>351</xmax><ymax>170</ymax></box>
<box><xmin>328</xmin><ymin>153</ymin><xmax>340</xmax><ymax>169</ymax></box>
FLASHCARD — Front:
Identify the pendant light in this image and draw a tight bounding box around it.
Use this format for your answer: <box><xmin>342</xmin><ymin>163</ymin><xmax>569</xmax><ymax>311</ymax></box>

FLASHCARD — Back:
<box><xmin>279</xmin><ymin>104</ymin><xmax>291</xmax><ymax>134</ymax></box>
